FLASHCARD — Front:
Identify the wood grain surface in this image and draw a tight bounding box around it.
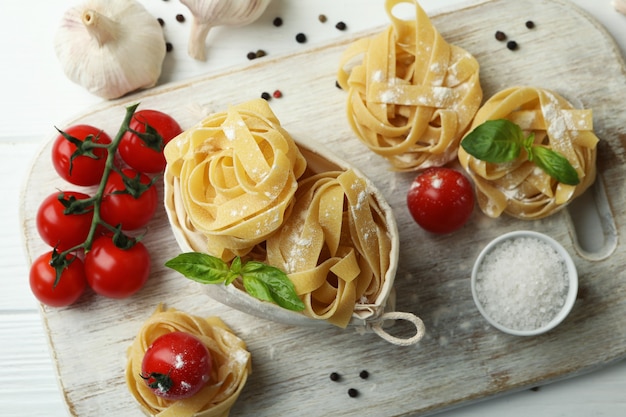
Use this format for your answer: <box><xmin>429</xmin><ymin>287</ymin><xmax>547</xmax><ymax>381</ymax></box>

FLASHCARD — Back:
<box><xmin>19</xmin><ymin>0</ymin><xmax>626</xmax><ymax>416</ymax></box>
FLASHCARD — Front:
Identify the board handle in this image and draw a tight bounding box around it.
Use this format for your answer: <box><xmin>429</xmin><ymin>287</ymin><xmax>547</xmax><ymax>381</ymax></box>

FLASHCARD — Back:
<box><xmin>566</xmin><ymin>174</ymin><xmax>618</xmax><ymax>261</ymax></box>
<box><xmin>360</xmin><ymin>311</ymin><xmax>426</xmax><ymax>346</ymax></box>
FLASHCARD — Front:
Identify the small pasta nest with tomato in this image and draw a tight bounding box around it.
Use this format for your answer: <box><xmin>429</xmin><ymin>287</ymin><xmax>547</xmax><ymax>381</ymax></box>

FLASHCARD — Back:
<box><xmin>125</xmin><ymin>305</ymin><xmax>251</xmax><ymax>417</ymax></box>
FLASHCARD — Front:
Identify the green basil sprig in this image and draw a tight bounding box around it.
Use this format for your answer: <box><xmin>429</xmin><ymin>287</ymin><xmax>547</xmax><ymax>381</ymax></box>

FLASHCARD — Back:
<box><xmin>165</xmin><ymin>253</ymin><xmax>305</xmax><ymax>312</ymax></box>
<box><xmin>461</xmin><ymin>119</ymin><xmax>580</xmax><ymax>185</ymax></box>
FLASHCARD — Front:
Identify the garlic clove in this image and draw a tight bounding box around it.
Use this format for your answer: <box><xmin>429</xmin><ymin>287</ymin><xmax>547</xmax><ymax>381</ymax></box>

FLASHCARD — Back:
<box><xmin>180</xmin><ymin>0</ymin><xmax>273</xmax><ymax>61</ymax></box>
<box><xmin>187</xmin><ymin>20</ymin><xmax>214</xmax><ymax>62</ymax></box>
<box><xmin>615</xmin><ymin>0</ymin><xmax>626</xmax><ymax>15</ymax></box>
<box><xmin>54</xmin><ymin>0</ymin><xmax>166</xmax><ymax>100</ymax></box>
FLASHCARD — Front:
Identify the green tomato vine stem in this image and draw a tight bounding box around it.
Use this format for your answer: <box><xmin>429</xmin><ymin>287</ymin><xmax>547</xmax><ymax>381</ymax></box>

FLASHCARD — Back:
<box><xmin>82</xmin><ymin>103</ymin><xmax>140</xmax><ymax>250</ymax></box>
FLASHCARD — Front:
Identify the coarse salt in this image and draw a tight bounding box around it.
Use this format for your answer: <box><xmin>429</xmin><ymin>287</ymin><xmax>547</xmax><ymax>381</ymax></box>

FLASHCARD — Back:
<box><xmin>474</xmin><ymin>236</ymin><xmax>569</xmax><ymax>331</ymax></box>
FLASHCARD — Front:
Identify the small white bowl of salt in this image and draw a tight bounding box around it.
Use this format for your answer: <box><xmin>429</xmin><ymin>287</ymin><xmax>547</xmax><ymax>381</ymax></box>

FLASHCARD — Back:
<box><xmin>471</xmin><ymin>230</ymin><xmax>578</xmax><ymax>336</ymax></box>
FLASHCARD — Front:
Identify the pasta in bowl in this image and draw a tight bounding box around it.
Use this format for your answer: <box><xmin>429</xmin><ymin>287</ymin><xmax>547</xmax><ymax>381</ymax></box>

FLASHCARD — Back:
<box><xmin>164</xmin><ymin>99</ymin><xmax>424</xmax><ymax>345</ymax></box>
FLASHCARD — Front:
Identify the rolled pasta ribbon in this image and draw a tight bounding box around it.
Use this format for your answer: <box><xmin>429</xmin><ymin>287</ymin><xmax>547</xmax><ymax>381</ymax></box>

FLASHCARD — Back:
<box><xmin>126</xmin><ymin>305</ymin><xmax>251</xmax><ymax>417</ymax></box>
<box><xmin>164</xmin><ymin>99</ymin><xmax>307</xmax><ymax>261</ymax></box>
<box><xmin>458</xmin><ymin>86</ymin><xmax>598</xmax><ymax>219</ymax></box>
<box><xmin>265</xmin><ymin>169</ymin><xmax>392</xmax><ymax>328</ymax></box>
<box><xmin>337</xmin><ymin>0</ymin><xmax>482</xmax><ymax>171</ymax></box>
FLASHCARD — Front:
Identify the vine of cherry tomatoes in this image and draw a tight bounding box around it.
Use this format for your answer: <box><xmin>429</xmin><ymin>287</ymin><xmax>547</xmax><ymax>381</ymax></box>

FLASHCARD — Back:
<box><xmin>29</xmin><ymin>104</ymin><xmax>183</xmax><ymax>307</ymax></box>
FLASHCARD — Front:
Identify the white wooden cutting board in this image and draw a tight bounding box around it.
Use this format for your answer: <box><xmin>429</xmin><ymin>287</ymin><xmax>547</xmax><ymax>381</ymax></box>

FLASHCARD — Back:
<box><xmin>20</xmin><ymin>0</ymin><xmax>626</xmax><ymax>416</ymax></box>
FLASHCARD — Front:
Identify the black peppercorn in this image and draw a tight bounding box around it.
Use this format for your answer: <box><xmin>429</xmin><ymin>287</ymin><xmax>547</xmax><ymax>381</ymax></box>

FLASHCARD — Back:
<box><xmin>348</xmin><ymin>388</ymin><xmax>359</xmax><ymax>398</ymax></box>
<box><xmin>506</xmin><ymin>40</ymin><xmax>518</xmax><ymax>50</ymax></box>
<box><xmin>261</xmin><ymin>92</ymin><xmax>271</xmax><ymax>100</ymax></box>
<box><xmin>495</xmin><ymin>30</ymin><xmax>506</xmax><ymax>41</ymax></box>
<box><xmin>295</xmin><ymin>33</ymin><xmax>307</xmax><ymax>43</ymax></box>
<box><xmin>319</xmin><ymin>14</ymin><xmax>328</xmax><ymax>23</ymax></box>
<box><xmin>255</xmin><ymin>49</ymin><xmax>267</xmax><ymax>58</ymax></box>
<box><xmin>329</xmin><ymin>372</ymin><xmax>340</xmax><ymax>381</ymax></box>
<box><xmin>335</xmin><ymin>21</ymin><xmax>347</xmax><ymax>31</ymax></box>
<box><xmin>525</xmin><ymin>20</ymin><xmax>535</xmax><ymax>29</ymax></box>
<box><xmin>166</xmin><ymin>42</ymin><xmax>173</xmax><ymax>52</ymax></box>
<box><xmin>246</xmin><ymin>51</ymin><xmax>257</xmax><ymax>60</ymax></box>
<box><xmin>273</xmin><ymin>17</ymin><xmax>283</xmax><ymax>27</ymax></box>
<box><xmin>157</xmin><ymin>18</ymin><xmax>165</xmax><ymax>27</ymax></box>
<box><xmin>359</xmin><ymin>370</ymin><xmax>369</xmax><ymax>379</ymax></box>
<box><xmin>176</xmin><ymin>14</ymin><xmax>185</xmax><ymax>23</ymax></box>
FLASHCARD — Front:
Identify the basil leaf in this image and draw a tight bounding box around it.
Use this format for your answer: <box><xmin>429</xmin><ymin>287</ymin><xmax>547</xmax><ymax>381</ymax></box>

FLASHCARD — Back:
<box><xmin>461</xmin><ymin>119</ymin><xmax>524</xmax><ymax>163</ymax></box>
<box><xmin>241</xmin><ymin>275</ymin><xmax>274</xmax><ymax>303</ymax></box>
<box><xmin>165</xmin><ymin>252</ymin><xmax>229</xmax><ymax>284</ymax></box>
<box><xmin>165</xmin><ymin>254</ymin><xmax>305</xmax><ymax>312</ymax></box>
<box><xmin>529</xmin><ymin>146</ymin><xmax>580</xmax><ymax>185</ymax></box>
<box><xmin>242</xmin><ymin>261</ymin><xmax>305</xmax><ymax>311</ymax></box>
<box><xmin>227</xmin><ymin>256</ymin><xmax>243</xmax><ymax>285</ymax></box>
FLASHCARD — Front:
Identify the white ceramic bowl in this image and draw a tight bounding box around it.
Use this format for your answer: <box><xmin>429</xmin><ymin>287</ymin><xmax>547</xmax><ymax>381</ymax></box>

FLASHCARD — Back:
<box><xmin>471</xmin><ymin>230</ymin><xmax>578</xmax><ymax>336</ymax></box>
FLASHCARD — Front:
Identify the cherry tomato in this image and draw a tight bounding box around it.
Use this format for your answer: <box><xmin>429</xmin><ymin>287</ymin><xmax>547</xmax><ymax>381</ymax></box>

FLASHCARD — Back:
<box><xmin>406</xmin><ymin>167</ymin><xmax>475</xmax><ymax>234</ymax></box>
<box><xmin>118</xmin><ymin>109</ymin><xmax>183</xmax><ymax>174</ymax></box>
<box><xmin>141</xmin><ymin>331</ymin><xmax>212</xmax><ymax>400</ymax></box>
<box><xmin>36</xmin><ymin>191</ymin><xmax>93</xmax><ymax>251</ymax></box>
<box><xmin>29</xmin><ymin>251</ymin><xmax>87</xmax><ymax>307</ymax></box>
<box><xmin>100</xmin><ymin>169</ymin><xmax>158</xmax><ymax>231</ymax></box>
<box><xmin>84</xmin><ymin>236</ymin><xmax>150</xmax><ymax>298</ymax></box>
<box><xmin>51</xmin><ymin>124</ymin><xmax>112</xmax><ymax>186</ymax></box>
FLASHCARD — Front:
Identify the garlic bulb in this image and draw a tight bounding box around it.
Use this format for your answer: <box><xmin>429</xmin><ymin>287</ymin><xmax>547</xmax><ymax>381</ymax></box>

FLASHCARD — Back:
<box><xmin>54</xmin><ymin>0</ymin><xmax>166</xmax><ymax>100</ymax></box>
<box><xmin>181</xmin><ymin>0</ymin><xmax>273</xmax><ymax>61</ymax></box>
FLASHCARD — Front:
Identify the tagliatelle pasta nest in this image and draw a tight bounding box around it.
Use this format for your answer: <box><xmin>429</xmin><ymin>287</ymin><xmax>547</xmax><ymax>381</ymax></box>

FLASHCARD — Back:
<box><xmin>164</xmin><ymin>99</ymin><xmax>424</xmax><ymax>342</ymax></box>
<box><xmin>458</xmin><ymin>86</ymin><xmax>599</xmax><ymax>219</ymax></box>
<box><xmin>337</xmin><ymin>0</ymin><xmax>482</xmax><ymax>171</ymax></box>
<box><xmin>164</xmin><ymin>99</ymin><xmax>307</xmax><ymax>261</ymax></box>
<box><xmin>126</xmin><ymin>305</ymin><xmax>251</xmax><ymax>417</ymax></box>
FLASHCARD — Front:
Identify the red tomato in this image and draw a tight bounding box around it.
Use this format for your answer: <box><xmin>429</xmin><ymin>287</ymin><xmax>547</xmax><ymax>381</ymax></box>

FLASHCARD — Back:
<box><xmin>141</xmin><ymin>331</ymin><xmax>212</xmax><ymax>400</ymax></box>
<box><xmin>84</xmin><ymin>236</ymin><xmax>150</xmax><ymax>298</ymax></box>
<box><xmin>29</xmin><ymin>251</ymin><xmax>87</xmax><ymax>307</ymax></box>
<box><xmin>406</xmin><ymin>167</ymin><xmax>475</xmax><ymax>234</ymax></box>
<box><xmin>51</xmin><ymin>124</ymin><xmax>112</xmax><ymax>186</ymax></box>
<box><xmin>99</xmin><ymin>169</ymin><xmax>158</xmax><ymax>231</ymax></box>
<box><xmin>118</xmin><ymin>109</ymin><xmax>183</xmax><ymax>174</ymax></box>
<box><xmin>36</xmin><ymin>191</ymin><xmax>93</xmax><ymax>251</ymax></box>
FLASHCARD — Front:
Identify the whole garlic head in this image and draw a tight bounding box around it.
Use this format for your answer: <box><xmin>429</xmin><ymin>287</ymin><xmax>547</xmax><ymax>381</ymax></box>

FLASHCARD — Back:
<box><xmin>181</xmin><ymin>0</ymin><xmax>273</xmax><ymax>61</ymax></box>
<box><xmin>54</xmin><ymin>0</ymin><xmax>166</xmax><ymax>100</ymax></box>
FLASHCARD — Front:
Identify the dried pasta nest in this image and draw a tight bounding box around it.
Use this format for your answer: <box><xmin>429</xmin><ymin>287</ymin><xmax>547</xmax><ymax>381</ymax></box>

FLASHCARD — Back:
<box><xmin>337</xmin><ymin>0</ymin><xmax>482</xmax><ymax>171</ymax></box>
<box><xmin>126</xmin><ymin>305</ymin><xmax>251</xmax><ymax>417</ymax></box>
<box><xmin>163</xmin><ymin>99</ymin><xmax>424</xmax><ymax>345</ymax></box>
<box><xmin>458</xmin><ymin>86</ymin><xmax>599</xmax><ymax>219</ymax></box>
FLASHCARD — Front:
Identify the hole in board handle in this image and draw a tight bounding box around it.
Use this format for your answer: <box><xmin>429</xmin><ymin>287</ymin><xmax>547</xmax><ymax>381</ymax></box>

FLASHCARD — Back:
<box><xmin>565</xmin><ymin>174</ymin><xmax>617</xmax><ymax>261</ymax></box>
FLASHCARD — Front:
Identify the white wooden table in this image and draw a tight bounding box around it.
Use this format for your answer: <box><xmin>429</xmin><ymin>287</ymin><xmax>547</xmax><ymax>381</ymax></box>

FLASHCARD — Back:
<box><xmin>2</xmin><ymin>0</ymin><xmax>625</xmax><ymax>416</ymax></box>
